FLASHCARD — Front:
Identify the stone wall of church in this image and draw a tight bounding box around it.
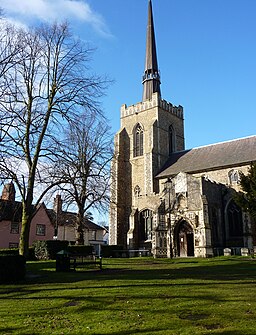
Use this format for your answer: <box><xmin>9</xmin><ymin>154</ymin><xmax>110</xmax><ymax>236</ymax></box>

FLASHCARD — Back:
<box><xmin>109</xmin><ymin>128</ymin><xmax>132</xmax><ymax>246</ymax></box>
<box><xmin>119</xmin><ymin>92</ymin><xmax>184</xmax><ymax>203</ymax></box>
<box><xmin>192</xmin><ymin>165</ymin><xmax>250</xmax><ymax>190</ymax></box>
<box><xmin>155</xmin><ymin>163</ymin><xmax>253</xmax><ymax>257</ymax></box>
<box><xmin>110</xmin><ymin>93</ymin><xmax>185</xmax><ymax>250</ymax></box>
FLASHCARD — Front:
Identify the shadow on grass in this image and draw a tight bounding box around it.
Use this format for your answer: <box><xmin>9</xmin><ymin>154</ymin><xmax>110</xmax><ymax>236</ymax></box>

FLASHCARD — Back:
<box><xmin>21</xmin><ymin>257</ymin><xmax>256</xmax><ymax>286</ymax></box>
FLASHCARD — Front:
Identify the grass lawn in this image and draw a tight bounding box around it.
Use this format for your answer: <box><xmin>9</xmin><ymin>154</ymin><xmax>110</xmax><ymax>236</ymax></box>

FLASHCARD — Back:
<box><xmin>1</xmin><ymin>257</ymin><xmax>256</xmax><ymax>335</ymax></box>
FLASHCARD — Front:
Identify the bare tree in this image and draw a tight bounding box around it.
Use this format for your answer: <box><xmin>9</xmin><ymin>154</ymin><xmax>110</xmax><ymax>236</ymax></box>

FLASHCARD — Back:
<box><xmin>0</xmin><ymin>22</ymin><xmax>109</xmax><ymax>256</ymax></box>
<box><xmin>0</xmin><ymin>21</ymin><xmax>22</xmax><ymax>103</ymax></box>
<box><xmin>52</xmin><ymin>114</ymin><xmax>113</xmax><ymax>245</ymax></box>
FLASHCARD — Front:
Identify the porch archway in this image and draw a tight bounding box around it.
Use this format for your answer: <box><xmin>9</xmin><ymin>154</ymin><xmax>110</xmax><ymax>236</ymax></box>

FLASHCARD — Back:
<box><xmin>174</xmin><ymin>220</ymin><xmax>194</xmax><ymax>257</ymax></box>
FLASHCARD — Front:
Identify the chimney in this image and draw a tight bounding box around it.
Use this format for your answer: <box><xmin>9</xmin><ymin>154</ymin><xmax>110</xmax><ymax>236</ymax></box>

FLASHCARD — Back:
<box><xmin>54</xmin><ymin>194</ymin><xmax>62</xmax><ymax>214</ymax></box>
<box><xmin>1</xmin><ymin>182</ymin><xmax>15</xmax><ymax>202</ymax></box>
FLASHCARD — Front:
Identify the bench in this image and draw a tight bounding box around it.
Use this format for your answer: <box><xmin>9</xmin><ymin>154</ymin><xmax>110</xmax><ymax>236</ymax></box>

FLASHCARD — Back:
<box><xmin>69</xmin><ymin>254</ymin><xmax>102</xmax><ymax>271</ymax></box>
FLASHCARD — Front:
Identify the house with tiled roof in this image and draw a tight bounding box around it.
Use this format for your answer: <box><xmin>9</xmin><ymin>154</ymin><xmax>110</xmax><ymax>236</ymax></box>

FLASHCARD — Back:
<box><xmin>49</xmin><ymin>195</ymin><xmax>107</xmax><ymax>254</ymax></box>
<box><xmin>0</xmin><ymin>182</ymin><xmax>54</xmax><ymax>249</ymax></box>
<box><xmin>0</xmin><ymin>184</ymin><xmax>106</xmax><ymax>251</ymax></box>
<box><xmin>109</xmin><ymin>0</ymin><xmax>256</xmax><ymax>258</ymax></box>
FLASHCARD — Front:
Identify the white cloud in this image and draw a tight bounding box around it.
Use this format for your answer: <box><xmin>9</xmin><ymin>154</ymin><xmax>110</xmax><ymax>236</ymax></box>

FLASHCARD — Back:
<box><xmin>0</xmin><ymin>0</ymin><xmax>111</xmax><ymax>37</ymax></box>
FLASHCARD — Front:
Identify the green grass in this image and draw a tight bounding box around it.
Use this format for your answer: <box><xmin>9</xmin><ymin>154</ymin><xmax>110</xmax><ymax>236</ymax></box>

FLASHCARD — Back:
<box><xmin>1</xmin><ymin>257</ymin><xmax>256</xmax><ymax>335</ymax></box>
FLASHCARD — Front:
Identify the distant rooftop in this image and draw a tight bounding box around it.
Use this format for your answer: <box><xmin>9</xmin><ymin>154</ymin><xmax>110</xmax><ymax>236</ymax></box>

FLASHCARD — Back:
<box><xmin>157</xmin><ymin>135</ymin><xmax>256</xmax><ymax>178</ymax></box>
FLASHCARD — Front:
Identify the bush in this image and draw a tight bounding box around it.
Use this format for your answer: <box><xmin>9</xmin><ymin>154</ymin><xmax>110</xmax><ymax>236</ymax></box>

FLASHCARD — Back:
<box><xmin>0</xmin><ymin>254</ymin><xmax>26</xmax><ymax>283</ymax></box>
<box><xmin>67</xmin><ymin>245</ymin><xmax>93</xmax><ymax>256</ymax></box>
<box><xmin>101</xmin><ymin>245</ymin><xmax>125</xmax><ymax>258</ymax></box>
<box><xmin>34</xmin><ymin>240</ymin><xmax>69</xmax><ymax>260</ymax></box>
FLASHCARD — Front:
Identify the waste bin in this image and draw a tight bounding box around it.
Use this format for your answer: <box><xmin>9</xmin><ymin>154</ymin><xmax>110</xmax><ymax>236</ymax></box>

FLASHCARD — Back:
<box><xmin>56</xmin><ymin>250</ymin><xmax>70</xmax><ymax>272</ymax></box>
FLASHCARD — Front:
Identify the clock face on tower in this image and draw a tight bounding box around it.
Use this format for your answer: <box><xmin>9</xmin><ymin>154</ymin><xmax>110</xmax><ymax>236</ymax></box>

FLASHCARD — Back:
<box><xmin>175</xmin><ymin>172</ymin><xmax>187</xmax><ymax>194</ymax></box>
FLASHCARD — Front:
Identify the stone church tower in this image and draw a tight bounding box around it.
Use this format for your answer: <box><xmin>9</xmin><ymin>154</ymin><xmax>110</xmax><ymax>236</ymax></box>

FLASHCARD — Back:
<box><xmin>109</xmin><ymin>0</ymin><xmax>184</xmax><ymax>256</ymax></box>
<box><xmin>109</xmin><ymin>0</ymin><xmax>255</xmax><ymax>258</ymax></box>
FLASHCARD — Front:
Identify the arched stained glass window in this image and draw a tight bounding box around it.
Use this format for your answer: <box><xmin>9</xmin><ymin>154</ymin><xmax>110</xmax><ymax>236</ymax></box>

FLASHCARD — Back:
<box><xmin>134</xmin><ymin>124</ymin><xmax>143</xmax><ymax>157</ymax></box>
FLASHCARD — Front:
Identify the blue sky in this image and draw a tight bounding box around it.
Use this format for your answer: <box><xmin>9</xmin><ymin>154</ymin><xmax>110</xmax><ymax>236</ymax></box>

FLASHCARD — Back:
<box><xmin>1</xmin><ymin>0</ymin><xmax>255</xmax><ymax>224</ymax></box>
<box><xmin>2</xmin><ymin>0</ymin><xmax>256</xmax><ymax>149</ymax></box>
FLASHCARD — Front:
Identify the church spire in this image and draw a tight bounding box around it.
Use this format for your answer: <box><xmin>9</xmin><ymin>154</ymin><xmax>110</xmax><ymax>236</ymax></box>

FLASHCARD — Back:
<box><xmin>142</xmin><ymin>0</ymin><xmax>161</xmax><ymax>101</ymax></box>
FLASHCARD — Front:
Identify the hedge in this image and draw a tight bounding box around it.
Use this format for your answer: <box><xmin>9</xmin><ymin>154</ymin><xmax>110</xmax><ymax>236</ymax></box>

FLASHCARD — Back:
<box><xmin>33</xmin><ymin>240</ymin><xmax>69</xmax><ymax>260</ymax></box>
<box><xmin>0</xmin><ymin>254</ymin><xmax>26</xmax><ymax>283</ymax></box>
<box><xmin>101</xmin><ymin>245</ymin><xmax>124</xmax><ymax>258</ymax></box>
<box><xmin>0</xmin><ymin>247</ymin><xmax>35</xmax><ymax>260</ymax></box>
<box><xmin>67</xmin><ymin>245</ymin><xmax>93</xmax><ymax>255</ymax></box>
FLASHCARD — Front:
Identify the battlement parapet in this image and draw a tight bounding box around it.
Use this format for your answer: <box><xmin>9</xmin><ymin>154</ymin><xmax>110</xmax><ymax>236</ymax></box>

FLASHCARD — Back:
<box><xmin>121</xmin><ymin>92</ymin><xmax>183</xmax><ymax>119</ymax></box>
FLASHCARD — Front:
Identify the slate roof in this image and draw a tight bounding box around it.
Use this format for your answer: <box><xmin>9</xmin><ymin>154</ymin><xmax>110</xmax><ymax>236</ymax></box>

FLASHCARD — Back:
<box><xmin>157</xmin><ymin>135</ymin><xmax>256</xmax><ymax>178</ymax></box>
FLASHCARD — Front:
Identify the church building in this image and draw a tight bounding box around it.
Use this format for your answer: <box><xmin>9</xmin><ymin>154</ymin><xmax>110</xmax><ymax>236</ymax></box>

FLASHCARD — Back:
<box><xmin>109</xmin><ymin>0</ymin><xmax>256</xmax><ymax>258</ymax></box>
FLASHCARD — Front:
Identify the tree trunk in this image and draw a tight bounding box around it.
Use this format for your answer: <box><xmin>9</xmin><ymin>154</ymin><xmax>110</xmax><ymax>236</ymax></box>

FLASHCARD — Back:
<box><xmin>75</xmin><ymin>210</ymin><xmax>85</xmax><ymax>245</ymax></box>
<box><xmin>19</xmin><ymin>203</ymin><xmax>32</xmax><ymax>258</ymax></box>
<box><xmin>75</xmin><ymin>225</ymin><xmax>84</xmax><ymax>245</ymax></box>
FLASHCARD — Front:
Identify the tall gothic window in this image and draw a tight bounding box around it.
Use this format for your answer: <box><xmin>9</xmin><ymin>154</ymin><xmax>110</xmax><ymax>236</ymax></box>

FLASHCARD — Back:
<box><xmin>158</xmin><ymin>200</ymin><xmax>166</xmax><ymax>230</ymax></box>
<box><xmin>227</xmin><ymin>200</ymin><xmax>243</xmax><ymax>237</ymax></box>
<box><xmin>169</xmin><ymin>125</ymin><xmax>176</xmax><ymax>154</ymax></box>
<box><xmin>134</xmin><ymin>124</ymin><xmax>143</xmax><ymax>157</ymax></box>
<box><xmin>139</xmin><ymin>209</ymin><xmax>153</xmax><ymax>241</ymax></box>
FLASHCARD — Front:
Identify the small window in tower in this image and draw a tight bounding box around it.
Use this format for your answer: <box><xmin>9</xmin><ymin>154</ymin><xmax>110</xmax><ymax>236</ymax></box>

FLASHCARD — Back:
<box><xmin>134</xmin><ymin>185</ymin><xmax>141</xmax><ymax>197</ymax></box>
<box><xmin>169</xmin><ymin>125</ymin><xmax>176</xmax><ymax>154</ymax></box>
<box><xmin>134</xmin><ymin>124</ymin><xmax>144</xmax><ymax>157</ymax></box>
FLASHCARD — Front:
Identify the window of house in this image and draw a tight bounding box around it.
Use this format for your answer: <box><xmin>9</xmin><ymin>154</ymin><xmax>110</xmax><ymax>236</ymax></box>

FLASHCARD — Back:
<box><xmin>134</xmin><ymin>124</ymin><xmax>143</xmax><ymax>157</ymax></box>
<box><xmin>9</xmin><ymin>242</ymin><xmax>19</xmax><ymax>249</ymax></box>
<box><xmin>10</xmin><ymin>222</ymin><xmax>19</xmax><ymax>234</ymax></box>
<box><xmin>36</xmin><ymin>224</ymin><xmax>46</xmax><ymax>236</ymax></box>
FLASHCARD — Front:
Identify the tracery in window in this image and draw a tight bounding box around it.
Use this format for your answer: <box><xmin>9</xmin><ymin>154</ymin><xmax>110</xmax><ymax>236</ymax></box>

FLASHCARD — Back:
<box><xmin>158</xmin><ymin>200</ymin><xmax>166</xmax><ymax>230</ymax></box>
<box><xmin>139</xmin><ymin>209</ymin><xmax>153</xmax><ymax>241</ymax></box>
<box><xmin>133</xmin><ymin>124</ymin><xmax>143</xmax><ymax>157</ymax></box>
<box><xmin>228</xmin><ymin>169</ymin><xmax>240</xmax><ymax>184</ymax></box>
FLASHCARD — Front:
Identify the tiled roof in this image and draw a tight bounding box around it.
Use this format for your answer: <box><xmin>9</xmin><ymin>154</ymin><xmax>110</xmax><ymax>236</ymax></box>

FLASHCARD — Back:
<box><xmin>0</xmin><ymin>200</ymin><xmax>22</xmax><ymax>222</ymax></box>
<box><xmin>157</xmin><ymin>135</ymin><xmax>256</xmax><ymax>178</ymax></box>
<box><xmin>47</xmin><ymin>209</ymin><xmax>104</xmax><ymax>231</ymax></box>
<box><xmin>0</xmin><ymin>198</ymin><xmax>104</xmax><ymax>231</ymax></box>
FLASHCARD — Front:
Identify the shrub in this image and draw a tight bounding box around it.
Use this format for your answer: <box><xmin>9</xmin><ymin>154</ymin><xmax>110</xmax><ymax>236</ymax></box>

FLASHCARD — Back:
<box><xmin>0</xmin><ymin>254</ymin><xmax>26</xmax><ymax>283</ymax></box>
